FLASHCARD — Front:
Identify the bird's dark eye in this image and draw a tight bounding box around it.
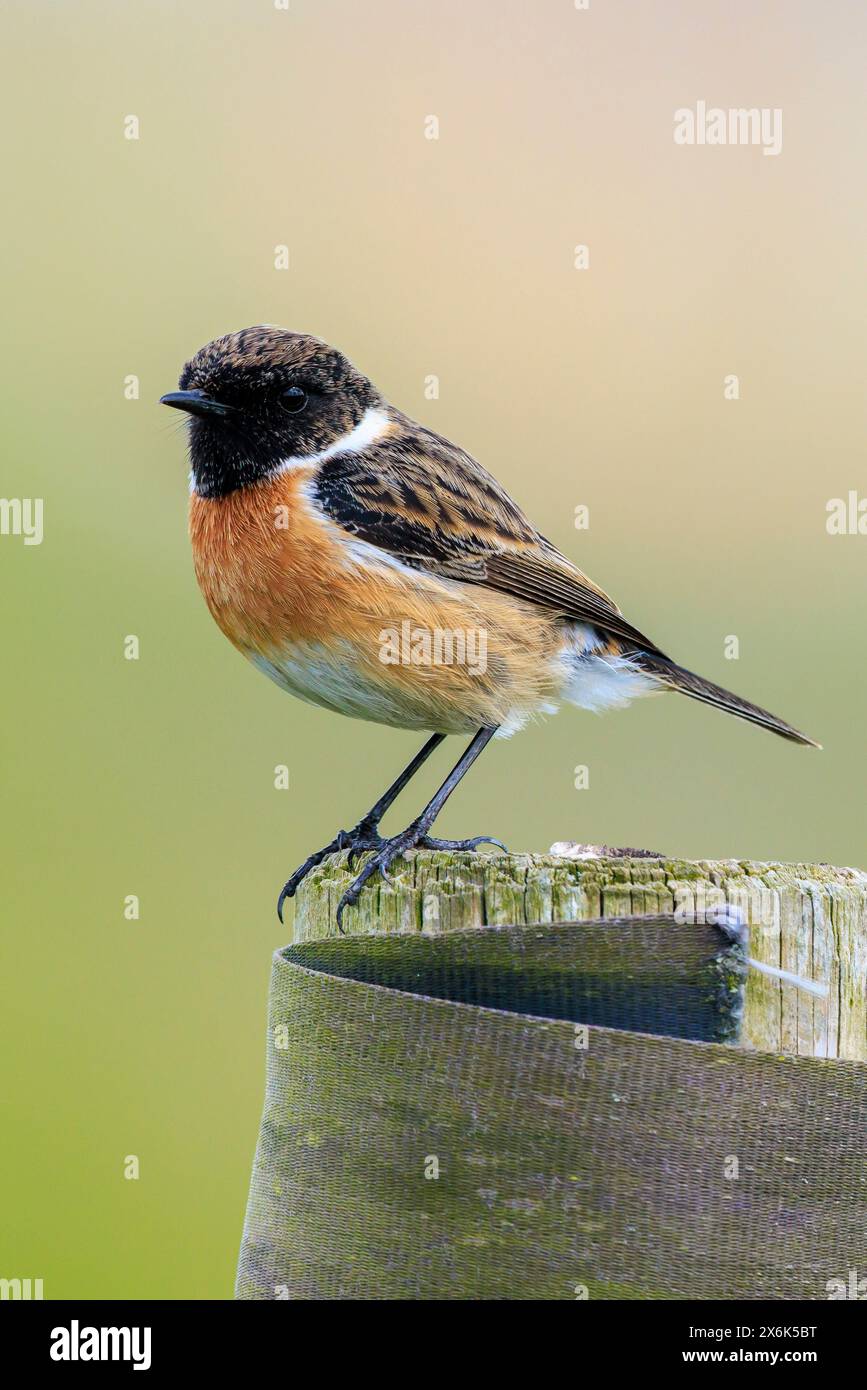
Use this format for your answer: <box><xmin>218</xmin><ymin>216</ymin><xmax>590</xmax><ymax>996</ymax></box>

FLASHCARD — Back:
<box><xmin>281</xmin><ymin>386</ymin><xmax>308</xmax><ymax>414</ymax></box>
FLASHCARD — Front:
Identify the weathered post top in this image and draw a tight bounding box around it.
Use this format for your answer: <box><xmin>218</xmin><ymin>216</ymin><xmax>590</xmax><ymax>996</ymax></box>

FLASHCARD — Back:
<box><xmin>293</xmin><ymin>850</ymin><xmax>867</xmax><ymax>1060</ymax></box>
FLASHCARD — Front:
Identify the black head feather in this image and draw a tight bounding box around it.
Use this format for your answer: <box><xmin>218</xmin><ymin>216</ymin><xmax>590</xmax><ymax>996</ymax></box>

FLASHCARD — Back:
<box><xmin>167</xmin><ymin>326</ymin><xmax>379</xmax><ymax>498</ymax></box>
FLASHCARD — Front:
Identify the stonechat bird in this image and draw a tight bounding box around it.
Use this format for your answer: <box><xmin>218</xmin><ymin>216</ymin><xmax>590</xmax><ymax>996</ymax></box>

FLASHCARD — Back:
<box><xmin>161</xmin><ymin>326</ymin><xmax>818</xmax><ymax>928</ymax></box>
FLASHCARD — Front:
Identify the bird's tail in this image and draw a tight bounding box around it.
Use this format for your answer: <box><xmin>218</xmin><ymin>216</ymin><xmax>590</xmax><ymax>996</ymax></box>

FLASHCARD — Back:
<box><xmin>635</xmin><ymin>654</ymin><xmax>821</xmax><ymax>748</ymax></box>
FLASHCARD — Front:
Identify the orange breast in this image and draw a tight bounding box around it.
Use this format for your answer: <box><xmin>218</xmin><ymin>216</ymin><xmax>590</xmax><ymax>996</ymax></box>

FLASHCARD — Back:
<box><xmin>189</xmin><ymin>468</ymin><xmax>351</xmax><ymax>652</ymax></box>
<box><xmin>188</xmin><ymin>469</ymin><xmax>564</xmax><ymax>734</ymax></box>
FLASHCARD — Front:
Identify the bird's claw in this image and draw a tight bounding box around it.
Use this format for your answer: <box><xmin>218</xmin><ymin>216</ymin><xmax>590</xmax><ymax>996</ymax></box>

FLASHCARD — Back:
<box><xmin>335</xmin><ymin>830</ymin><xmax>416</xmax><ymax>932</ymax></box>
<box><xmin>347</xmin><ymin>837</ymin><xmax>385</xmax><ymax>871</ymax></box>
<box><xmin>417</xmin><ymin>834</ymin><xmax>509</xmax><ymax>854</ymax></box>
<box><xmin>277</xmin><ymin>825</ymin><xmax>384</xmax><ymax>922</ymax></box>
<box><xmin>334</xmin><ymin>825</ymin><xmax>506</xmax><ymax>932</ymax></box>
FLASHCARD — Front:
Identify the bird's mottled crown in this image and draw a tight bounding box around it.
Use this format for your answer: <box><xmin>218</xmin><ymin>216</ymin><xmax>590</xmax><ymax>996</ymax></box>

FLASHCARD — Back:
<box><xmin>179</xmin><ymin>326</ymin><xmax>371</xmax><ymax>402</ymax></box>
<box><xmin>165</xmin><ymin>326</ymin><xmax>381</xmax><ymax>498</ymax></box>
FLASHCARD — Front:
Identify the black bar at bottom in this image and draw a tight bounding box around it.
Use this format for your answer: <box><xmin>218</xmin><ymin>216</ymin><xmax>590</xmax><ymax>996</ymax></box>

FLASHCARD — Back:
<box><xmin>3</xmin><ymin>1298</ymin><xmax>861</xmax><ymax>1373</ymax></box>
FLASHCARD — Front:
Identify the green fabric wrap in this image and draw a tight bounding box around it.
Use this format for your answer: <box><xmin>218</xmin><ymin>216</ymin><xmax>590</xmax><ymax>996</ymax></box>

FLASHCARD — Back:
<box><xmin>236</xmin><ymin>912</ymin><xmax>867</xmax><ymax>1301</ymax></box>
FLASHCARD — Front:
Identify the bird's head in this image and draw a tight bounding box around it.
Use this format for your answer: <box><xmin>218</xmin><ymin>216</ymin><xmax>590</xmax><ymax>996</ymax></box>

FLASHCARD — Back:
<box><xmin>161</xmin><ymin>326</ymin><xmax>382</xmax><ymax>497</ymax></box>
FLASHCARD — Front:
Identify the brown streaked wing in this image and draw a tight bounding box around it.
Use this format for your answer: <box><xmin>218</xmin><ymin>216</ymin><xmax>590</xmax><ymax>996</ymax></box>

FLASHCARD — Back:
<box><xmin>313</xmin><ymin>425</ymin><xmax>666</xmax><ymax>656</ymax></box>
<box><xmin>478</xmin><ymin>549</ymin><xmax>666</xmax><ymax>654</ymax></box>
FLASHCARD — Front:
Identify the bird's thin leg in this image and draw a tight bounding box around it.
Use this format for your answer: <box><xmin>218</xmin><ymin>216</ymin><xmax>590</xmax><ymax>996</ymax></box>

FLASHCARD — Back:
<box><xmin>277</xmin><ymin>732</ymin><xmax>446</xmax><ymax>921</ymax></box>
<box><xmin>336</xmin><ymin>726</ymin><xmax>504</xmax><ymax>931</ymax></box>
<box><xmin>350</xmin><ymin>732</ymin><xmax>447</xmax><ymax>838</ymax></box>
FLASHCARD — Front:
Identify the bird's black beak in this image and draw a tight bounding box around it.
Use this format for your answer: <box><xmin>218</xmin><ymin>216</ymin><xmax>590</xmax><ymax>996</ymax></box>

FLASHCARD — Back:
<box><xmin>159</xmin><ymin>389</ymin><xmax>235</xmax><ymax>419</ymax></box>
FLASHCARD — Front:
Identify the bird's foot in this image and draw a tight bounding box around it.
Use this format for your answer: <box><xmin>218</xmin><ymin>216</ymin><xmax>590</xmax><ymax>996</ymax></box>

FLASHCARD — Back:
<box><xmin>417</xmin><ymin>834</ymin><xmax>509</xmax><ymax>853</ymax></box>
<box><xmin>277</xmin><ymin>818</ymin><xmax>384</xmax><ymax>922</ymax></box>
<box><xmin>335</xmin><ymin>825</ymin><xmax>507</xmax><ymax>932</ymax></box>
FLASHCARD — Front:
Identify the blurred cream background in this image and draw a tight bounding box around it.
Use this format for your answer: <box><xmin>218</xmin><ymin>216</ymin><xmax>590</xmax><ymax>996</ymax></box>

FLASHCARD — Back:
<box><xmin>2</xmin><ymin>0</ymin><xmax>865</xmax><ymax>1296</ymax></box>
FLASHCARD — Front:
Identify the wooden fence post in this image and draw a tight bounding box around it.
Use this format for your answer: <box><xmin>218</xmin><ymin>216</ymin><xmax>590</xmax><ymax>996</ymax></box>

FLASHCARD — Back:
<box><xmin>293</xmin><ymin>851</ymin><xmax>867</xmax><ymax>1059</ymax></box>
<box><xmin>235</xmin><ymin>849</ymin><xmax>867</xmax><ymax>1300</ymax></box>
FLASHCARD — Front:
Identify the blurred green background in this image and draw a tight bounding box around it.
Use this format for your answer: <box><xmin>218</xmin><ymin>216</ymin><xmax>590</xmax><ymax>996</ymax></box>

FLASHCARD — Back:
<box><xmin>2</xmin><ymin>0</ymin><xmax>865</xmax><ymax>1298</ymax></box>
